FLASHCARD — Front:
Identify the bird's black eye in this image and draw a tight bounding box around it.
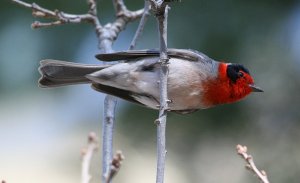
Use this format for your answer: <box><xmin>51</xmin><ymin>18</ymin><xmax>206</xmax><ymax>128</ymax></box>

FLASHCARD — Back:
<box><xmin>238</xmin><ymin>71</ymin><xmax>244</xmax><ymax>77</ymax></box>
<box><xmin>226</xmin><ymin>64</ymin><xmax>249</xmax><ymax>83</ymax></box>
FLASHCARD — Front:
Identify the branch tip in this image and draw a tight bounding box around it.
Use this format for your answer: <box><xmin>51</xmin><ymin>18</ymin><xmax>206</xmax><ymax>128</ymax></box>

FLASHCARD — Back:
<box><xmin>80</xmin><ymin>148</ymin><xmax>86</xmax><ymax>156</ymax></box>
<box><xmin>32</xmin><ymin>10</ymin><xmax>46</xmax><ymax>17</ymax></box>
<box><xmin>12</xmin><ymin>0</ymin><xmax>101</xmax><ymax>29</ymax></box>
<box><xmin>236</xmin><ymin>144</ymin><xmax>270</xmax><ymax>183</ymax></box>
<box><xmin>261</xmin><ymin>170</ymin><xmax>267</xmax><ymax>176</ymax></box>
<box><xmin>88</xmin><ymin>131</ymin><xmax>97</xmax><ymax>143</ymax></box>
<box><xmin>81</xmin><ymin>132</ymin><xmax>98</xmax><ymax>183</ymax></box>
<box><xmin>105</xmin><ymin>151</ymin><xmax>125</xmax><ymax>183</ymax></box>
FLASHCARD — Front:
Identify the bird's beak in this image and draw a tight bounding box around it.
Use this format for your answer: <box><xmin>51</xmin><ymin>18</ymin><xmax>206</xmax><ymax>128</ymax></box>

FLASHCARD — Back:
<box><xmin>249</xmin><ymin>84</ymin><xmax>264</xmax><ymax>92</ymax></box>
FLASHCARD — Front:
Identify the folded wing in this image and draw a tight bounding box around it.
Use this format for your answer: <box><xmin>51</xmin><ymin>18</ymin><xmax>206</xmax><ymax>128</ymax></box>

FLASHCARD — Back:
<box><xmin>95</xmin><ymin>49</ymin><xmax>203</xmax><ymax>62</ymax></box>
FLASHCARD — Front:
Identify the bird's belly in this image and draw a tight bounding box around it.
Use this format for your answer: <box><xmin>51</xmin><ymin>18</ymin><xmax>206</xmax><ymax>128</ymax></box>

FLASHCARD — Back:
<box><xmin>133</xmin><ymin>84</ymin><xmax>206</xmax><ymax>111</ymax></box>
<box><xmin>168</xmin><ymin>88</ymin><xmax>206</xmax><ymax>110</ymax></box>
<box><xmin>132</xmin><ymin>60</ymin><xmax>208</xmax><ymax>110</ymax></box>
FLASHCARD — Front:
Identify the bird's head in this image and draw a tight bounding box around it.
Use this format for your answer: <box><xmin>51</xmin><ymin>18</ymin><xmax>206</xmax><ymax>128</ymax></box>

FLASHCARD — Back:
<box><xmin>202</xmin><ymin>63</ymin><xmax>263</xmax><ymax>107</ymax></box>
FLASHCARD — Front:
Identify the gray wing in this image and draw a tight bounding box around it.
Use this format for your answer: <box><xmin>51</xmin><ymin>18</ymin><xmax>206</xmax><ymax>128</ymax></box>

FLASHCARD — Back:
<box><xmin>95</xmin><ymin>49</ymin><xmax>207</xmax><ymax>62</ymax></box>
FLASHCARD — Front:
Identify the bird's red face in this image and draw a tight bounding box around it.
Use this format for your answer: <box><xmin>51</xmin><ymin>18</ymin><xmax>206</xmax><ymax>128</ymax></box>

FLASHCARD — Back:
<box><xmin>202</xmin><ymin>63</ymin><xmax>263</xmax><ymax>107</ymax></box>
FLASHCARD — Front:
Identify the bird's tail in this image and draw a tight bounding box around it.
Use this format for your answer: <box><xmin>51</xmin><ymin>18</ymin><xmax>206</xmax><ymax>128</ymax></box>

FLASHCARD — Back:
<box><xmin>38</xmin><ymin>60</ymin><xmax>108</xmax><ymax>88</ymax></box>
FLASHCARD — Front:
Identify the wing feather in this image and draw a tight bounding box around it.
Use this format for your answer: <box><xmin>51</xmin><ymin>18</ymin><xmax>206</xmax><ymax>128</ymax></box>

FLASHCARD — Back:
<box><xmin>95</xmin><ymin>49</ymin><xmax>201</xmax><ymax>62</ymax></box>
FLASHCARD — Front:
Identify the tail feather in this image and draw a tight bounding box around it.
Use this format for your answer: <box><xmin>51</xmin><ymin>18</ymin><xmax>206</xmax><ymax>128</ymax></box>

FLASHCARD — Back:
<box><xmin>38</xmin><ymin>60</ymin><xmax>108</xmax><ymax>88</ymax></box>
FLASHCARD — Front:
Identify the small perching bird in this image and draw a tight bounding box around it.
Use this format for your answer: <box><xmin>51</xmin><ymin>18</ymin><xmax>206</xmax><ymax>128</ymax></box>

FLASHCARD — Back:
<box><xmin>39</xmin><ymin>49</ymin><xmax>263</xmax><ymax>114</ymax></box>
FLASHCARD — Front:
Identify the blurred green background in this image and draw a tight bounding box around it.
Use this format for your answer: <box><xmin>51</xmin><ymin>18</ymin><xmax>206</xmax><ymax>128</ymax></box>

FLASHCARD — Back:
<box><xmin>1</xmin><ymin>0</ymin><xmax>300</xmax><ymax>182</ymax></box>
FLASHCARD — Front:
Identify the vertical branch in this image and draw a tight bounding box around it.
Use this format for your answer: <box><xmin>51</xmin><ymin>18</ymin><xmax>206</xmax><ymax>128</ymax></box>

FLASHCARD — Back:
<box><xmin>102</xmin><ymin>95</ymin><xmax>117</xmax><ymax>183</ymax></box>
<box><xmin>98</xmin><ymin>22</ymin><xmax>117</xmax><ymax>183</ymax></box>
<box><xmin>153</xmin><ymin>3</ymin><xmax>170</xmax><ymax>183</ymax></box>
<box><xmin>97</xmin><ymin>2</ymin><xmax>144</xmax><ymax>183</ymax></box>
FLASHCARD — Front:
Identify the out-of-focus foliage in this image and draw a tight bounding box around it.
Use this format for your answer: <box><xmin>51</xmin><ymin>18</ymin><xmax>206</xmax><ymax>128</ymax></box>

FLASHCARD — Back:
<box><xmin>1</xmin><ymin>0</ymin><xmax>300</xmax><ymax>183</ymax></box>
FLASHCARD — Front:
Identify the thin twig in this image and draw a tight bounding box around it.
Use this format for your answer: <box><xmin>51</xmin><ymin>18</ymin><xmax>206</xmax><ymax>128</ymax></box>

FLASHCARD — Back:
<box><xmin>12</xmin><ymin>0</ymin><xmax>100</xmax><ymax>28</ymax></box>
<box><xmin>112</xmin><ymin>0</ymin><xmax>127</xmax><ymax>15</ymax></box>
<box><xmin>149</xmin><ymin>1</ymin><xmax>171</xmax><ymax>183</ymax></box>
<box><xmin>236</xmin><ymin>144</ymin><xmax>270</xmax><ymax>183</ymax></box>
<box><xmin>129</xmin><ymin>0</ymin><xmax>150</xmax><ymax>50</ymax></box>
<box><xmin>105</xmin><ymin>151</ymin><xmax>125</xmax><ymax>183</ymax></box>
<box><xmin>99</xmin><ymin>6</ymin><xmax>144</xmax><ymax>52</ymax></box>
<box><xmin>81</xmin><ymin>132</ymin><xmax>98</xmax><ymax>183</ymax></box>
<box><xmin>112</xmin><ymin>0</ymin><xmax>144</xmax><ymax>21</ymax></box>
<box><xmin>11</xmin><ymin>0</ymin><xmax>143</xmax><ymax>50</ymax></box>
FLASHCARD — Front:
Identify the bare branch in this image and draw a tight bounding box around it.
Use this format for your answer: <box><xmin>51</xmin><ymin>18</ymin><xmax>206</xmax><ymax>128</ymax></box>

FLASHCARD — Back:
<box><xmin>87</xmin><ymin>0</ymin><xmax>97</xmax><ymax>16</ymax></box>
<box><xmin>100</xmin><ymin>1</ymin><xmax>147</xmax><ymax>181</ymax></box>
<box><xmin>99</xmin><ymin>0</ymin><xmax>145</xmax><ymax>179</ymax></box>
<box><xmin>112</xmin><ymin>0</ymin><xmax>144</xmax><ymax>20</ymax></box>
<box><xmin>105</xmin><ymin>151</ymin><xmax>125</xmax><ymax>183</ymax></box>
<box><xmin>31</xmin><ymin>20</ymin><xmax>62</xmax><ymax>29</ymax></box>
<box><xmin>102</xmin><ymin>95</ymin><xmax>117</xmax><ymax>183</ymax></box>
<box><xmin>81</xmin><ymin>132</ymin><xmax>98</xmax><ymax>183</ymax></box>
<box><xmin>236</xmin><ymin>144</ymin><xmax>270</xmax><ymax>183</ymax></box>
<box><xmin>97</xmin><ymin>0</ymin><xmax>142</xmax><ymax>180</ymax></box>
<box><xmin>12</xmin><ymin>0</ymin><xmax>100</xmax><ymax>29</ymax></box>
<box><xmin>129</xmin><ymin>0</ymin><xmax>150</xmax><ymax>50</ymax></box>
<box><xmin>99</xmin><ymin>3</ymin><xmax>144</xmax><ymax>52</ymax></box>
<box><xmin>112</xmin><ymin>0</ymin><xmax>127</xmax><ymax>15</ymax></box>
<box><xmin>150</xmin><ymin>1</ymin><xmax>171</xmax><ymax>183</ymax></box>
<box><xmin>12</xmin><ymin>1</ymin><xmax>151</xmax><ymax>183</ymax></box>
<box><xmin>148</xmin><ymin>0</ymin><xmax>167</xmax><ymax>16</ymax></box>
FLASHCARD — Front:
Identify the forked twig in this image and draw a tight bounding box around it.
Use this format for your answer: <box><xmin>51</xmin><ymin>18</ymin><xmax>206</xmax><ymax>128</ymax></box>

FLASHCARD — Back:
<box><xmin>12</xmin><ymin>0</ymin><xmax>100</xmax><ymax>29</ymax></box>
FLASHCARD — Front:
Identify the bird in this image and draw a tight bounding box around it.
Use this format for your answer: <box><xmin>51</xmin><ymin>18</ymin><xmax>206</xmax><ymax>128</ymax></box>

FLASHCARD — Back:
<box><xmin>38</xmin><ymin>49</ymin><xmax>263</xmax><ymax>114</ymax></box>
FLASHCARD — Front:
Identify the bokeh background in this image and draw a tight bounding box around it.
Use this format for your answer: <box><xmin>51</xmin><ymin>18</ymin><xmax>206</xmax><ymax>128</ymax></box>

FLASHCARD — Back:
<box><xmin>1</xmin><ymin>0</ymin><xmax>300</xmax><ymax>182</ymax></box>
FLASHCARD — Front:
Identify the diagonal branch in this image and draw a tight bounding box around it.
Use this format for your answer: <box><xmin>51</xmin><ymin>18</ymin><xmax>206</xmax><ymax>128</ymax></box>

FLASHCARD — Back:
<box><xmin>129</xmin><ymin>0</ymin><xmax>150</xmax><ymax>50</ymax></box>
<box><xmin>236</xmin><ymin>144</ymin><xmax>270</xmax><ymax>183</ymax></box>
<box><xmin>112</xmin><ymin>0</ymin><xmax>144</xmax><ymax>21</ymax></box>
